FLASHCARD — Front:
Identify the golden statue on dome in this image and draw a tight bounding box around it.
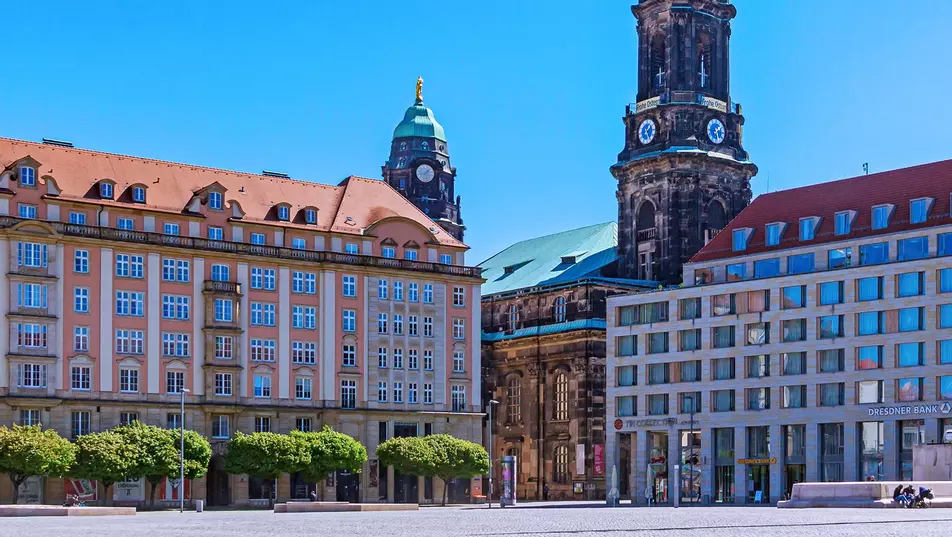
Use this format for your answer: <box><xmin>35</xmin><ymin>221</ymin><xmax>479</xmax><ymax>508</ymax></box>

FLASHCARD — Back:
<box><xmin>416</xmin><ymin>76</ymin><xmax>424</xmax><ymax>103</ymax></box>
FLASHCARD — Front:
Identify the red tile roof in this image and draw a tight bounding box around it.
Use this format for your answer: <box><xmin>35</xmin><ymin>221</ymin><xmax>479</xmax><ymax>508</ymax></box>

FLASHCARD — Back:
<box><xmin>0</xmin><ymin>137</ymin><xmax>465</xmax><ymax>248</ymax></box>
<box><xmin>690</xmin><ymin>158</ymin><xmax>952</xmax><ymax>263</ymax></box>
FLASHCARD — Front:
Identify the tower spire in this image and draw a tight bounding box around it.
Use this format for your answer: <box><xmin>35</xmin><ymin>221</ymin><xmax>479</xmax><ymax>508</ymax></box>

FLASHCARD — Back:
<box><xmin>415</xmin><ymin>76</ymin><xmax>424</xmax><ymax>104</ymax></box>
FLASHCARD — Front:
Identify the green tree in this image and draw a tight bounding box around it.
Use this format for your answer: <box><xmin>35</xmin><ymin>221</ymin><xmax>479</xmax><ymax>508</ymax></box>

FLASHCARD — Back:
<box><xmin>425</xmin><ymin>435</ymin><xmax>489</xmax><ymax>506</ymax></box>
<box><xmin>376</xmin><ymin>436</ymin><xmax>438</xmax><ymax>481</ymax></box>
<box><xmin>291</xmin><ymin>426</ymin><xmax>367</xmax><ymax>486</ymax></box>
<box><xmin>224</xmin><ymin>432</ymin><xmax>310</xmax><ymax>505</ymax></box>
<box><xmin>0</xmin><ymin>425</ymin><xmax>75</xmax><ymax>504</ymax></box>
<box><xmin>72</xmin><ymin>430</ymin><xmax>136</xmax><ymax>505</ymax></box>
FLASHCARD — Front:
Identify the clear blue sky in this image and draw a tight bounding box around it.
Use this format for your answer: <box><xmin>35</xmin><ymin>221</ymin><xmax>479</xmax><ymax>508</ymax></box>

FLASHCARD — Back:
<box><xmin>2</xmin><ymin>1</ymin><xmax>951</xmax><ymax>264</ymax></box>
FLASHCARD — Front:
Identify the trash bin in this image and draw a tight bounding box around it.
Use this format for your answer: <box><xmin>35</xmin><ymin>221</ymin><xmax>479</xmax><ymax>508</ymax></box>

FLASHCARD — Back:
<box><xmin>196</xmin><ymin>500</ymin><xmax>204</xmax><ymax>513</ymax></box>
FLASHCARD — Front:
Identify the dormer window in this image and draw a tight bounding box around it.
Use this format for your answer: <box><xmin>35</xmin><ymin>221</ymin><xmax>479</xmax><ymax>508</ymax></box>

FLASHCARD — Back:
<box><xmin>277</xmin><ymin>205</ymin><xmax>290</xmax><ymax>221</ymax></box>
<box><xmin>910</xmin><ymin>198</ymin><xmax>931</xmax><ymax>224</ymax></box>
<box><xmin>765</xmin><ymin>223</ymin><xmax>784</xmax><ymax>246</ymax></box>
<box><xmin>100</xmin><ymin>182</ymin><xmax>114</xmax><ymax>199</ymax></box>
<box><xmin>132</xmin><ymin>186</ymin><xmax>146</xmax><ymax>203</ymax></box>
<box><xmin>405</xmin><ymin>249</ymin><xmax>418</xmax><ymax>261</ymax></box>
<box><xmin>305</xmin><ymin>209</ymin><xmax>317</xmax><ymax>224</ymax></box>
<box><xmin>799</xmin><ymin>217</ymin><xmax>818</xmax><ymax>241</ymax></box>
<box><xmin>871</xmin><ymin>205</ymin><xmax>891</xmax><ymax>230</ymax></box>
<box><xmin>19</xmin><ymin>167</ymin><xmax>36</xmax><ymax>187</ymax></box>
<box><xmin>208</xmin><ymin>191</ymin><xmax>223</xmax><ymax>210</ymax></box>
<box><xmin>834</xmin><ymin>211</ymin><xmax>852</xmax><ymax>236</ymax></box>
<box><xmin>732</xmin><ymin>228</ymin><xmax>751</xmax><ymax>251</ymax></box>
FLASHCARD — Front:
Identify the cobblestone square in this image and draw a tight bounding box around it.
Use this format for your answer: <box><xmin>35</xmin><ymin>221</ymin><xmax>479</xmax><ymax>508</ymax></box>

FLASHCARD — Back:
<box><xmin>3</xmin><ymin>503</ymin><xmax>952</xmax><ymax>537</ymax></box>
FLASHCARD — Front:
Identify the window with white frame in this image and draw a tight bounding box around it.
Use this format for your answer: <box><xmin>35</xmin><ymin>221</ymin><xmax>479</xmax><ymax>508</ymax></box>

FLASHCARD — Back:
<box><xmin>295</xmin><ymin>377</ymin><xmax>312</xmax><ymax>400</ymax></box>
<box><xmin>507</xmin><ymin>305</ymin><xmax>519</xmax><ymax>331</ymax></box>
<box><xmin>277</xmin><ymin>205</ymin><xmax>290</xmax><ymax>221</ymax></box>
<box><xmin>378</xmin><ymin>313</ymin><xmax>388</xmax><ymax>334</ymax></box>
<box><xmin>732</xmin><ymin>229</ymin><xmax>750</xmax><ymax>251</ymax></box>
<box><xmin>19</xmin><ymin>166</ymin><xmax>35</xmax><ymax>187</ymax></box>
<box><xmin>553</xmin><ymin>296</ymin><xmax>567</xmax><ymax>323</ymax></box>
<box><xmin>799</xmin><ymin>217</ymin><xmax>817</xmax><ymax>241</ymax></box>
<box><xmin>393</xmin><ymin>281</ymin><xmax>404</xmax><ymax>301</ymax></box>
<box><xmin>211</xmin><ymin>415</ymin><xmax>230</xmax><ymax>438</ymax></box>
<box><xmin>423</xmin><ymin>284</ymin><xmax>433</xmax><ymax>304</ymax></box>
<box><xmin>345</xmin><ymin>243</ymin><xmax>360</xmax><ymax>255</ymax></box>
<box><xmin>214</xmin><ymin>336</ymin><xmax>233</xmax><ymax>359</ymax></box>
<box><xmin>871</xmin><ymin>205</ymin><xmax>890</xmax><ymax>230</ymax></box>
<box><xmin>382</xmin><ymin>246</ymin><xmax>395</xmax><ymax>259</ymax></box>
<box><xmin>250</xmin><ymin>302</ymin><xmax>276</xmax><ymax>326</ymax></box>
<box><xmin>423</xmin><ymin>316</ymin><xmax>433</xmax><ymax>337</ymax></box>
<box><xmin>70</xmin><ymin>365</ymin><xmax>90</xmax><ymax>391</ymax></box>
<box><xmin>409</xmin><ymin>315</ymin><xmax>418</xmax><ymax>336</ymax></box>
<box><xmin>910</xmin><ymin>198</ymin><xmax>930</xmax><ymax>224</ymax></box>
<box><xmin>162</xmin><ymin>333</ymin><xmax>190</xmax><ymax>357</ymax></box>
<box><xmin>292</xmin><ymin>341</ymin><xmax>317</xmax><ymax>364</ymax></box>
<box><xmin>18</xmin><ymin>242</ymin><xmax>47</xmax><ymax>268</ymax></box>
<box><xmin>166</xmin><ymin>371</ymin><xmax>185</xmax><ymax>394</ymax></box>
<box><xmin>451</xmin><ymin>385</ymin><xmax>466</xmax><ymax>412</ymax></box>
<box><xmin>17</xmin><ymin>282</ymin><xmax>47</xmax><ymax>309</ymax></box>
<box><xmin>100</xmin><ymin>182</ymin><xmax>114</xmax><ymax>199</ymax></box>
<box><xmin>453</xmin><ymin>286</ymin><xmax>465</xmax><ymax>307</ymax></box>
<box><xmin>20</xmin><ymin>409</ymin><xmax>41</xmax><ymax>426</ymax></box>
<box><xmin>343</xmin><ymin>309</ymin><xmax>356</xmax><ymax>332</ymax></box>
<box><xmin>377</xmin><ymin>348</ymin><xmax>388</xmax><ymax>368</ymax></box>
<box><xmin>393</xmin><ymin>348</ymin><xmax>404</xmax><ymax>369</ymax></box>
<box><xmin>117</xmin><ymin>217</ymin><xmax>134</xmax><ymax>230</ymax></box>
<box><xmin>251</xmin><ymin>232</ymin><xmax>266</xmax><ymax>245</ymax></box>
<box><xmin>18</xmin><ymin>363</ymin><xmax>47</xmax><ymax>388</ymax></box>
<box><xmin>18</xmin><ymin>204</ymin><xmax>36</xmax><ymax>219</ymax></box>
<box><xmin>162</xmin><ymin>295</ymin><xmax>190</xmax><ymax>320</ymax></box>
<box><xmin>408</xmin><ymin>282</ymin><xmax>418</xmax><ymax>302</ymax></box>
<box><xmin>208</xmin><ymin>191</ymin><xmax>223</xmax><ymax>210</ymax></box>
<box><xmin>424</xmin><ymin>350</ymin><xmax>433</xmax><ymax>370</ymax></box>
<box><xmin>119</xmin><ymin>368</ymin><xmax>139</xmax><ymax>393</ymax></box>
<box><xmin>834</xmin><ymin>211</ymin><xmax>852</xmax><ymax>235</ymax></box>
<box><xmin>453</xmin><ymin>350</ymin><xmax>465</xmax><ymax>373</ymax></box>
<box><xmin>378</xmin><ymin>279</ymin><xmax>388</xmax><ymax>299</ymax></box>
<box><xmin>74</xmin><ymin>249</ymin><xmax>89</xmax><ymax>273</ymax></box>
<box><xmin>132</xmin><ymin>186</ymin><xmax>146</xmax><ymax>203</ymax></box>
<box><xmin>69</xmin><ymin>212</ymin><xmax>87</xmax><ymax>225</ymax></box>
<box><xmin>167</xmin><ymin>413</ymin><xmax>182</xmax><ymax>429</ymax></box>
<box><xmin>295</xmin><ymin>417</ymin><xmax>312</xmax><ymax>432</ymax></box>
<box><xmin>393</xmin><ymin>314</ymin><xmax>404</xmax><ymax>335</ymax></box>
<box><xmin>115</xmin><ymin>291</ymin><xmax>144</xmax><ymax>316</ymax></box>
<box><xmin>120</xmin><ymin>412</ymin><xmax>138</xmax><ymax>425</ymax></box>
<box><xmin>305</xmin><ymin>209</ymin><xmax>317</xmax><ymax>224</ymax></box>
<box><xmin>114</xmin><ymin>329</ymin><xmax>144</xmax><ymax>354</ymax></box>
<box><xmin>254</xmin><ymin>375</ymin><xmax>272</xmax><ymax>398</ymax></box>
<box><xmin>393</xmin><ymin>382</ymin><xmax>404</xmax><ymax>403</ymax></box>
<box><xmin>453</xmin><ymin>318</ymin><xmax>466</xmax><ymax>340</ymax></box>
<box><xmin>342</xmin><ymin>275</ymin><xmax>356</xmax><ymax>297</ymax></box>
<box><xmin>378</xmin><ymin>381</ymin><xmax>388</xmax><ymax>403</ymax></box>
<box><xmin>405</xmin><ymin>249</ymin><xmax>418</xmax><ymax>261</ymax></box>
<box><xmin>408</xmin><ymin>383</ymin><xmax>418</xmax><ymax>404</ymax></box>
<box><xmin>164</xmin><ymin>222</ymin><xmax>180</xmax><ymax>235</ymax></box>
<box><xmin>291</xmin><ymin>237</ymin><xmax>306</xmax><ymax>250</ymax></box>
<box><xmin>211</xmin><ymin>264</ymin><xmax>230</xmax><ymax>282</ymax></box>
<box><xmin>207</xmin><ymin>226</ymin><xmax>223</xmax><ymax>240</ymax></box>
<box><xmin>71</xmin><ymin>411</ymin><xmax>90</xmax><ymax>439</ymax></box>
<box><xmin>408</xmin><ymin>349</ymin><xmax>419</xmax><ymax>370</ymax></box>
<box><xmin>342</xmin><ymin>344</ymin><xmax>356</xmax><ymax>367</ymax></box>
<box><xmin>424</xmin><ymin>383</ymin><xmax>433</xmax><ymax>404</ymax></box>
<box><xmin>250</xmin><ymin>339</ymin><xmax>276</xmax><ymax>362</ymax></box>
<box><xmin>17</xmin><ymin>324</ymin><xmax>47</xmax><ymax>348</ymax></box>
<box><xmin>340</xmin><ymin>380</ymin><xmax>357</xmax><ymax>409</ymax></box>
<box><xmin>214</xmin><ymin>299</ymin><xmax>233</xmax><ymax>322</ymax></box>
<box><xmin>74</xmin><ymin>326</ymin><xmax>89</xmax><ymax>351</ymax></box>
<box><xmin>214</xmin><ymin>373</ymin><xmax>233</xmax><ymax>396</ymax></box>
<box><xmin>440</xmin><ymin>254</ymin><xmax>453</xmax><ymax>265</ymax></box>
<box><xmin>162</xmin><ymin>259</ymin><xmax>190</xmax><ymax>282</ymax></box>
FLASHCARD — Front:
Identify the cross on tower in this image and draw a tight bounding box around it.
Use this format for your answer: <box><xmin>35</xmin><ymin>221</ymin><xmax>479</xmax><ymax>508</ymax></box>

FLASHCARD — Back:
<box><xmin>699</xmin><ymin>54</ymin><xmax>709</xmax><ymax>88</ymax></box>
<box><xmin>654</xmin><ymin>66</ymin><xmax>666</xmax><ymax>89</ymax></box>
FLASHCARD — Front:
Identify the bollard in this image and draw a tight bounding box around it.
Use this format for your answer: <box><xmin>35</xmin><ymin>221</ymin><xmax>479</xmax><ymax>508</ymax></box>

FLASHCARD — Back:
<box><xmin>196</xmin><ymin>500</ymin><xmax>204</xmax><ymax>513</ymax></box>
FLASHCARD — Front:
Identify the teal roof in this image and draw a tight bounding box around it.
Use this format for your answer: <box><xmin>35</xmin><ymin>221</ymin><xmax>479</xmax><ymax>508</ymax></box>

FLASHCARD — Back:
<box><xmin>392</xmin><ymin>99</ymin><xmax>446</xmax><ymax>142</ymax></box>
<box><xmin>482</xmin><ymin>319</ymin><xmax>606</xmax><ymax>342</ymax></box>
<box><xmin>478</xmin><ymin>222</ymin><xmax>623</xmax><ymax>296</ymax></box>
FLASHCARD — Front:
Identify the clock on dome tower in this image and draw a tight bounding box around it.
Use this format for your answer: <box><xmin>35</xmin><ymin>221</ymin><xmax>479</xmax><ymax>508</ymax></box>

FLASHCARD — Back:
<box><xmin>382</xmin><ymin>78</ymin><xmax>465</xmax><ymax>242</ymax></box>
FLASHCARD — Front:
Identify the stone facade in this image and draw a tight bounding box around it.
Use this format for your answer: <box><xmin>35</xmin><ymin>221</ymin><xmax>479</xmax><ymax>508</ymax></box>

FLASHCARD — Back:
<box><xmin>613</xmin><ymin>0</ymin><xmax>757</xmax><ymax>284</ymax></box>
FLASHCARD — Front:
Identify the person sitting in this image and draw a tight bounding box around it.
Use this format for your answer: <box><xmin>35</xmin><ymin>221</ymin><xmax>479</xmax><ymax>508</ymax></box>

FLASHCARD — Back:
<box><xmin>310</xmin><ymin>490</ymin><xmax>318</xmax><ymax>502</ymax></box>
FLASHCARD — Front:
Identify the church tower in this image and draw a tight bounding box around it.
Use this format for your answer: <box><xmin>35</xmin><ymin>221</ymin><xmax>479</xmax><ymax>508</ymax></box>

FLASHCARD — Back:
<box><xmin>383</xmin><ymin>78</ymin><xmax>464</xmax><ymax>242</ymax></box>
<box><xmin>613</xmin><ymin>0</ymin><xmax>757</xmax><ymax>285</ymax></box>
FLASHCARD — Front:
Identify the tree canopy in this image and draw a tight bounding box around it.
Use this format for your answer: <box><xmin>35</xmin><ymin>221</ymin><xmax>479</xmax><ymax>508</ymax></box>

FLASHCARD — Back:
<box><xmin>376</xmin><ymin>436</ymin><xmax>438</xmax><ymax>478</ymax></box>
<box><xmin>115</xmin><ymin>422</ymin><xmax>210</xmax><ymax>508</ymax></box>
<box><xmin>72</xmin><ymin>430</ymin><xmax>137</xmax><ymax>505</ymax></box>
<box><xmin>291</xmin><ymin>426</ymin><xmax>367</xmax><ymax>484</ymax></box>
<box><xmin>0</xmin><ymin>425</ymin><xmax>74</xmax><ymax>503</ymax></box>
<box><xmin>225</xmin><ymin>431</ymin><xmax>310</xmax><ymax>479</ymax></box>
<box><xmin>377</xmin><ymin>434</ymin><xmax>489</xmax><ymax>505</ymax></box>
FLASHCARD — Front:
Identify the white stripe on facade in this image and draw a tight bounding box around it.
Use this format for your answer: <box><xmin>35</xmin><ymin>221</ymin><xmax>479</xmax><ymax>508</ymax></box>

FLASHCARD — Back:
<box><xmin>54</xmin><ymin>244</ymin><xmax>65</xmax><ymax>390</ymax></box>
<box><xmin>320</xmin><ymin>271</ymin><xmax>336</xmax><ymax>403</ymax></box>
<box><xmin>147</xmin><ymin>253</ymin><xmax>161</xmax><ymax>393</ymax></box>
<box><xmin>470</xmin><ymin>283</ymin><xmax>481</xmax><ymax>407</ymax></box>
<box><xmin>236</xmin><ymin>262</ymin><xmax>249</xmax><ymax>398</ymax></box>
<box><xmin>99</xmin><ymin>248</ymin><xmax>114</xmax><ymax>391</ymax></box>
<box><xmin>193</xmin><ymin>257</ymin><xmax>207</xmax><ymax>395</ymax></box>
<box><xmin>278</xmin><ymin>266</ymin><xmax>291</xmax><ymax>399</ymax></box>
<box><xmin>0</xmin><ymin>240</ymin><xmax>9</xmax><ymax>387</ymax></box>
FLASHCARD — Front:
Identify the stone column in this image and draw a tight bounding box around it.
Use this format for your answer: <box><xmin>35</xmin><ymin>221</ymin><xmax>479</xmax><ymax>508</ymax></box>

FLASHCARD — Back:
<box><xmin>634</xmin><ymin>430</ymin><xmax>648</xmax><ymax>505</ymax></box>
<box><xmin>883</xmin><ymin>420</ymin><xmax>899</xmax><ymax>481</ymax></box>
<box><xmin>668</xmin><ymin>429</ymin><xmax>680</xmax><ymax>504</ymax></box>
<box><xmin>844</xmin><ymin>421</ymin><xmax>858</xmax><ymax>482</ymax></box>
<box><xmin>805</xmin><ymin>423</ymin><xmax>819</xmax><ymax>482</ymax></box>
<box><xmin>769</xmin><ymin>424</ymin><xmax>782</xmax><ymax>504</ymax></box>
<box><xmin>734</xmin><ymin>426</ymin><xmax>747</xmax><ymax>504</ymax></box>
<box><xmin>701</xmin><ymin>427</ymin><xmax>713</xmax><ymax>504</ymax></box>
<box><xmin>386</xmin><ymin>466</ymin><xmax>395</xmax><ymax>503</ymax></box>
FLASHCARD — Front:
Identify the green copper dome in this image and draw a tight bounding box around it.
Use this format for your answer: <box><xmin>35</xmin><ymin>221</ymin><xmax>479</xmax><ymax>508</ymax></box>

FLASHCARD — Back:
<box><xmin>392</xmin><ymin>99</ymin><xmax>446</xmax><ymax>142</ymax></box>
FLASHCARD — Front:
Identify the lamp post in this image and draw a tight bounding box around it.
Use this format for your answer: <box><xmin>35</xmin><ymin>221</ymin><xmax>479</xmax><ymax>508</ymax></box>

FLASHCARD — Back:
<box><xmin>487</xmin><ymin>399</ymin><xmax>499</xmax><ymax>509</ymax></box>
<box><xmin>179</xmin><ymin>388</ymin><xmax>191</xmax><ymax>513</ymax></box>
<box><xmin>686</xmin><ymin>395</ymin><xmax>696</xmax><ymax>504</ymax></box>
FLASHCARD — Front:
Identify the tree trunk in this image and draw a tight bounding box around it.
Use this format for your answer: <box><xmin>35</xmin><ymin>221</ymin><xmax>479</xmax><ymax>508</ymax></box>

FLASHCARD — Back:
<box><xmin>148</xmin><ymin>481</ymin><xmax>159</xmax><ymax>510</ymax></box>
<box><xmin>103</xmin><ymin>483</ymin><xmax>113</xmax><ymax>506</ymax></box>
<box><xmin>441</xmin><ymin>477</ymin><xmax>448</xmax><ymax>506</ymax></box>
<box><xmin>11</xmin><ymin>476</ymin><xmax>23</xmax><ymax>504</ymax></box>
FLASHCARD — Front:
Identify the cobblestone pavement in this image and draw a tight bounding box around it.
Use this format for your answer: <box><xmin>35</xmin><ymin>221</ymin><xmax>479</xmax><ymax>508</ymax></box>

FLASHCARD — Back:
<box><xmin>3</xmin><ymin>502</ymin><xmax>952</xmax><ymax>536</ymax></box>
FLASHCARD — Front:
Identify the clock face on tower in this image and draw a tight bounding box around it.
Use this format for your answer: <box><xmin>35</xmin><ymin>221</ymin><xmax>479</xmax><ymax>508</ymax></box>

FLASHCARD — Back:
<box><xmin>415</xmin><ymin>164</ymin><xmax>435</xmax><ymax>183</ymax></box>
<box><xmin>638</xmin><ymin>119</ymin><xmax>656</xmax><ymax>145</ymax></box>
<box><xmin>707</xmin><ymin>118</ymin><xmax>725</xmax><ymax>145</ymax></box>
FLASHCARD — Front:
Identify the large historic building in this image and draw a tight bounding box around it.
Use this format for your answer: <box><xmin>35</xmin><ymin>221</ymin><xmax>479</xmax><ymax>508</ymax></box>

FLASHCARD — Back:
<box><xmin>605</xmin><ymin>159</ymin><xmax>952</xmax><ymax>505</ymax></box>
<box><xmin>0</xmin><ymin>136</ymin><xmax>483</xmax><ymax>506</ymax></box>
<box><xmin>382</xmin><ymin>78</ymin><xmax>464</xmax><ymax>242</ymax></box>
<box><xmin>613</xmin><ymin>0</ymin><xmax>757</xmax><ymax>285</ymax></box>
<box><xmin>480</xmin><ymin>223</ymin><xmax>654</xmax><ymax>500</ymax></box>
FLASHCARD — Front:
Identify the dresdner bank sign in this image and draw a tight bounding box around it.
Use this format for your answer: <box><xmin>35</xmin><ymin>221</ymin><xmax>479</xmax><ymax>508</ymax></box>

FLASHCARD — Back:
<box><xmin>868</xmin><ymin>402</ymin><xmax>952</xmax><ymax>417</ymax></box>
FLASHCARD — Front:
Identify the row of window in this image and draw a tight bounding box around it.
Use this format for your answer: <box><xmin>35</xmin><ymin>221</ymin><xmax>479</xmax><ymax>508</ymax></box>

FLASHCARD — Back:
<box><xmin>733</xmin><ymin>198</ymin><xmax>943</xmax><ymax>253</ymax></box>
<box><xmin>375</xmin><ymin>382</ymin><xmax>435</xmax><ymax>404</ymax></box>
<box><xmin>503</xmin><ymin>372</ymin><xmax>570</xmax><ymax>424</ymax></box>
<box><xmin>616</xmin><ymin>342</ymin><xmax>952</xmax><ymax>388</ymax></box>
<box><xmin>377</xmin><ymin>314</ymin><xmax>437</xmax><ymax>336</ymax></box>
<box><xmin>504</xmin><ymin>296</ymin><xmax>569</xmax><ymax>330</ymax></box>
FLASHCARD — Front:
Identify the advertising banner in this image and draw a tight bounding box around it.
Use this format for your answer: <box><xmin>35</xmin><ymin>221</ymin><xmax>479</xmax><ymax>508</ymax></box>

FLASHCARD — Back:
<box><xmin>17</xmin><ymin>476</ymin><xmax>42</xmax><ymax>504</ymax></box>
<box><xmin>575</xmin><ymin>444</ymin><xmax>585</xmax><ymax>475</ymax></box>
<box><xmin>65</xmin><ymin>478</ymin><xmax>98</xmax><ymax>502</ymax></box>
<box><xmin>594</xmin><ymin>445</ymin><xmax>605</xmax><ymax>476</ymax></box>
<box><xmin>114</xmin><ymin>477</ymin><xmax>145</xmax><ymax>501</ymax></box>
<box><xmin>500</xmin><ymin>455</ymin><xmax>517</xmax><ymax>507</ymax></box>
<box><xmin>159</xmin><ymin>477</ymin><xmax>191</xmax><ymax>501</ymax></box>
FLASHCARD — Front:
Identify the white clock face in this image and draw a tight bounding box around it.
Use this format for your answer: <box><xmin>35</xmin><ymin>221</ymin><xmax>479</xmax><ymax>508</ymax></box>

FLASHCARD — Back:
<box><xmin>416</xmin><ymin>164</ymin><xmax>435</xmax><ymax>183</ymax></box>
<box><xmin>638</xmin><ymin>119</ymin><xmax>656</xmax><ymax>145</ymax></box>
<box><xmin>707</xmin><ymin>118</ymin><xmax>726</xmax><ymax>145</ymax></box>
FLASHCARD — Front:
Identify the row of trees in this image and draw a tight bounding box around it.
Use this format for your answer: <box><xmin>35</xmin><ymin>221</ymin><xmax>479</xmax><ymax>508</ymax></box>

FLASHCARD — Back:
<box><xmin>0</xmin><ymin>424</ymin><xmax>487</xmax><ymax>507</ymax></box>
<box><xmin>377</xmin><ymin>434</ymin><xmax>489</xmax><ymax>506</ymax></box>
<box><xmin>0</xmin><ymin>423</ymin><xmax>211</xmax><ymax>507</ymax></box>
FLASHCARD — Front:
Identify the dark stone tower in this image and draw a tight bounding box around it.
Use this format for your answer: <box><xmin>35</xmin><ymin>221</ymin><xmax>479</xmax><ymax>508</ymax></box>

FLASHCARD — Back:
<box><xmin>613</xmin><ymin>0</ymin><xmax>757</xmax><ymax>285</ymax></box>
<box><xmin>383</xmin><ymin>78</ymin><xmax>464</xmax><ymax>242</ymax></box>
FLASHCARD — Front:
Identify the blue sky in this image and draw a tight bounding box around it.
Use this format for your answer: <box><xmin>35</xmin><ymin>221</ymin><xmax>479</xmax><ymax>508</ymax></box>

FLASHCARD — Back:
<box><xmin>2</xmin><ymin>1</ymin><xmax>951</xmax><ymax>264</ymax></box>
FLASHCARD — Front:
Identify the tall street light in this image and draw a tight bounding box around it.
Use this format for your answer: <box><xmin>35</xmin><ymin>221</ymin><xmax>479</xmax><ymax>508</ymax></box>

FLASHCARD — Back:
<box><xmin>487</xmin><ymin>399</ymin><xmax>499</xmax><ymax>509</ymax></box>
<box><xmin>179</xmin><ymin>388</ymin><xmax>191</xmax><ymax>513</ymax></box>
<box><xmin>686</xmin><ymin>394</ymin><xmax>696</xmax><ymax>504</ymax></box>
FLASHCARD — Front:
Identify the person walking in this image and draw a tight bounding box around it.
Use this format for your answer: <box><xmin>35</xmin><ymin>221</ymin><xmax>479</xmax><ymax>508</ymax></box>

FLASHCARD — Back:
<box><xmin>543</xmin><ymin>482</ymin><xmax>549</xmax><ymax>501</ymax></box>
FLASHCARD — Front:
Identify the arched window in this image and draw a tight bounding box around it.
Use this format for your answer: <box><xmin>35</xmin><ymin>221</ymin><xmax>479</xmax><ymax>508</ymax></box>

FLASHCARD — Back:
<box><xmin>554</xmin><ymin>445</ymin><xmax>569</xmax><ymax>484</ymax></box>
<box><xmin>399</xmin><ymin>141</ymin><xmax>407</xmax><ymax>151</ymax></box>
<box><xmin>506</xmin><ymin>376</ymin><xmax>521</xmax><ymax>425</ymax></box>
<box><xmin>421</xmin><ymin>141</ymin><xmax>429</xmax><ymax>151</ymax></box>
<box><xmin>507</xmin><ymin>304</ymin><xmax>520</xmax><ymax>331</ymax></box>
<box><xmin>697</xmin><ymin>34</ymin><xmax>713</xmax><ymax>89</ymax></box>
<box><xmin>649</xmin><ymin>34</ymin><xmax>666</xmax><ymax>92</ymax></box>
<box><xmin>553</xmin><ymin>296</ymin><xmax>567</xmax><ymax>323</ymax></box>
<box><xmin>637</xmin><ymin>201</ymin><xmax>656</xmax><ymax>241</ymax></box>
<box><xmin>707</xmin><ymin>200</ymin><xmax>727</xmax><ymax>230</ymax></box>
<box><xmin>554</xmin><ymin>373</ymin><xmax>569</xmax><ymax>421</ymax></box>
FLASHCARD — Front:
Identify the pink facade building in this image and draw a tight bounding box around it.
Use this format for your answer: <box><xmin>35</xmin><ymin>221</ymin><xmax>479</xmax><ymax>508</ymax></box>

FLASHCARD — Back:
<box><xmin>0</xmin><ymin>137</ymin><xmax>483</xmax><ymax>506</ymax></box>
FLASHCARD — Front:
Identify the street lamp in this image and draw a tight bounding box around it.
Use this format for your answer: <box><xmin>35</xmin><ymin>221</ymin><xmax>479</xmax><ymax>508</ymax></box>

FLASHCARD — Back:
<box><xmin>487</xmin><ymin>399</ymin><xmax>499</xmax><ymax>509</ymax></box>
<box><xmin>179</xmin><ymin>388</ymin><xmax>191</xmax><ymax>513</ymax></box>
<box><xmin>685</xmin><ymin>395</ymin><xmax>697</xmax><ymax>504</ymax></box>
